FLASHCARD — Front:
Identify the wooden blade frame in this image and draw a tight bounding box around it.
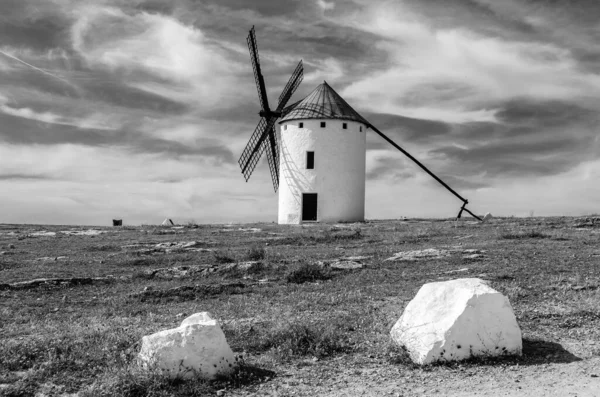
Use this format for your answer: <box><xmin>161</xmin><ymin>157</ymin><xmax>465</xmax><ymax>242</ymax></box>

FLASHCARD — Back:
<box><xmin>239</xmin><ymin>27</ymin><xmax>303</xmax><ymax>192</ymax></box>
<box><xmin>247</xmin><ymin>26</ymin><xmax>270</xmax><ymax>113</ymax></box>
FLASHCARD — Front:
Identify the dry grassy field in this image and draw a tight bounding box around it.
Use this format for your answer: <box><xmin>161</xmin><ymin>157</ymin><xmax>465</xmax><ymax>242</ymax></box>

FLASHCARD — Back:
<box><xmin>1</xmin><ymin>217</ymin><xmax>600</xmax><ymax>396</ymax></box>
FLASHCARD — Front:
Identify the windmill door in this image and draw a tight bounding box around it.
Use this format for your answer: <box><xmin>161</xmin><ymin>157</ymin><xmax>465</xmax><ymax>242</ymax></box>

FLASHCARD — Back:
<box><xmin>302</xmin><ymin>193</ymin><xmax>318</xmax><ymax>222</ymax></box>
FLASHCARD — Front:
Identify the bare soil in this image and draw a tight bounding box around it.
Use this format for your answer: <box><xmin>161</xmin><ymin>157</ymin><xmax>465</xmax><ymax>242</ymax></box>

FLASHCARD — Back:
<box><xmin>1</xmin><ymin>218</ymin><xmax>599</xmax><ymax>396</ymax></box>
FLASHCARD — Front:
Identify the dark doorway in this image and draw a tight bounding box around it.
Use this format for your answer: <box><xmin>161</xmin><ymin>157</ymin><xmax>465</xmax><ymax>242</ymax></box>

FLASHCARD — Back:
<box><xmin>302</xmin><ymin>193</ymin><xmax>318</xmax><ymax>221</ymax></box>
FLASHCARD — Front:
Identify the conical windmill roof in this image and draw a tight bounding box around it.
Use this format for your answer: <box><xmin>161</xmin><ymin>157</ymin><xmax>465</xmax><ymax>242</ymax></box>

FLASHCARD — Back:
<box><xmin>279</xmin><ymin>81</ymin><xmax>369</xmax><ymax>125</ymax></box>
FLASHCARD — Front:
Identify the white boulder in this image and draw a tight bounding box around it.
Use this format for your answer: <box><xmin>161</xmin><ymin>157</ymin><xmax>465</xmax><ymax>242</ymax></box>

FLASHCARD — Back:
<box><xmin>390</xmin><ymin>278</ymin><xmax>522</xmax><ymax>365</ymax></box>
<box><xmin>139</xmin><ymin>312</ymin><xmax>236</xmax><ymax>379</ymax></box>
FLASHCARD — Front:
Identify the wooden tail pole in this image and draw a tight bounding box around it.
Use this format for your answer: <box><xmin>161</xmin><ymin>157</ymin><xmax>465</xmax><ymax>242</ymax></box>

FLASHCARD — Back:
<box><xmin>367</xmin><ymin>124</ymin><xmax>482</xmax><ymax>222</ymax></box>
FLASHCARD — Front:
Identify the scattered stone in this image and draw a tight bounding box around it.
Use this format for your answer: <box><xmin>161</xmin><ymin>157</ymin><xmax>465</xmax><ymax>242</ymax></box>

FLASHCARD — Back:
<box><xmin>138</xmin><ymin>312</ymin><xmax>236</xmax><ymax>380</ymax></box>
<box><xmin>462</xmin><ymin>249</ymin><xmax>485</xmax><ymax>254</ymax></box>
<box><xmin>385</xmin><ymin>249</ymin><xmax>450</xmax><ymax>262</ymax></box>
<box><xmin>144</xmin><ymin>265</ymin><xmax>208</xmax><ymax>279</ymax></box>
<box><xmin>329</xmin><ymin>261</ymin><xmax>363</xmax><ymax>270</ymax></box>
<box><xmin>340</xmin><ymin>255</ymin><xmax>371</xmax><ymax>261</ymax></box>
<box><xmin>220</xmin><ymin>261</ymin><xmax>263</xmax><ymax>272</ymax></box>
<box><xmin>390</xmin><ymin>278</ymin><xmax>522</xmax><ymax>365</ymax></box>
<box><xmin>572</xmin><ymin>285</ymin><xmax>598</xmax><ymax>291</ymax></box>
<box><xmin>130</xmin><ymin>282</ymin><xmax>247</xmax><ymax>301</ymax></box>
<box><xmin>238</xmin><ymin>227</ymin><xmax>262</xmax><ymax>233</ymax></box>
<box><xmin>463</xmin><ymin>254</ymin><xmax>486</xmax><ymax>260</ymax></box>
<box><xmin>0</xmin><ymin>276</ymin><xmax>122</xmax><ymax>291</ymax></box>
<box><xmin>28</xmin><ymin>231</ymin><xmax>56</xmax><ymax>237</ymax></box>
<box><xmin>154</xmin><ymin>241</ymin><xmax>213</xmax><ymax>253</ymax></box>
<box><xmin>61</xmin><ymin>229</ymin><xmax>105</xmax><ymax>236</ymax></box>
<box><xmin>573</xmin><ymin>217</ymin><xmax>600</xmax><ymax>228</ymax></box>
<box><xmin>444</xmin><ymin>268</ymin><xmax>469</xmax><ymax>274</ymax></box>
<box><xmin>35</xmin><ymin>256</ymin><xmax>68</xmax><ymax>261</ymax></box>
<box><xmin>461</xmin><ymin>249</ymin><xmax>486</xmax><ymax>260</ymax></box>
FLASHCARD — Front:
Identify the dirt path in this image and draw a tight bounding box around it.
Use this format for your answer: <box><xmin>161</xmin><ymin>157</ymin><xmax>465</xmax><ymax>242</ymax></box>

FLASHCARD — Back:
<box><xmin>230</xmin><ymin>346</ymin><xmax>600</xmax><ymax>396</ymax></box>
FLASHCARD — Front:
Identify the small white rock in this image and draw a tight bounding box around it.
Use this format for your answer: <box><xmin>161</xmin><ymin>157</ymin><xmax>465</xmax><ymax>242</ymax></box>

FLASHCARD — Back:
<box><xmin>139</xmin><ymin>312</ymin><xmax>236</xmax><ymax>379</ymax></box>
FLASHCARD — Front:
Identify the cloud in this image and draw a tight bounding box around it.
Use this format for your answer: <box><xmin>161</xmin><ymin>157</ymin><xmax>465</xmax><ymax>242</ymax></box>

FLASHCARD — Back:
<box><xmin>341</xmin><ymin>2</ymin><xmax>600</xmax><ymax>123</ymax></box>
<box><xmin>317</xmin><ymin>0</ymin><xmax>335</xmax><ymax>11</ymax></box>
<box><xmin>0</xmin><ymin>101</ymin><xmax>116</xmax><ymax>130</ymax></box>
<box><xmin>70</xmin><ymin>5</ymin><xmax>242</xmax><ymax>109</ymax></box>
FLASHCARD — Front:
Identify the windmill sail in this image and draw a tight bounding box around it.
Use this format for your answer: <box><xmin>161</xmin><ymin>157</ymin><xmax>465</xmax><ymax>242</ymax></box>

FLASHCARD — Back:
<box><xmin>238</xmin><ymin>26</ymin><xmax>303</xmax><ymax>192</ymax></box>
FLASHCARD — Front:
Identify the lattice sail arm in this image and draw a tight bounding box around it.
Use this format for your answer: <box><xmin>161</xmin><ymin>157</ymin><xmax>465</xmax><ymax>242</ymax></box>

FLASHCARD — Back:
<box><xmin>276</xmin><ymin>60</ymin><xmax>303</xmax><ymax>112</ymax></box>
<box><xmin>265</xmin><ymin>125</ymin><xmax>280</xmax><ymax>191</ymax></box>
<box><xmin>247</xmin><ymin>26</ymin><xmax>270</xmax><ymax>112</ymax></box>
<box><xmin>238</xmin><ymin>118</ymin><xmax>268</xmax><ymax>180</ymax></box>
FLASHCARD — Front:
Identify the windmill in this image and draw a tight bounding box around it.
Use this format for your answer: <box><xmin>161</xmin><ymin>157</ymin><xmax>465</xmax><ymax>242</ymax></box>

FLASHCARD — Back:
<box><xmin>239</xmin><ymin>27</ymin><xmax>481</xmax><ymax>224</ymax></box>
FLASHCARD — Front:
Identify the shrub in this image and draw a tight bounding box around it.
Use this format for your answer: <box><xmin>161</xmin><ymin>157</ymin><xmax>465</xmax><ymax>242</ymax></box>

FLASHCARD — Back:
<box><xmin>231</xmin><ymin>321</ymin><xmax>351</xmax><ymax>359</ymax></box>
<box><xmin>286</xmin><ymin>263</ymin><xmax>331</xmax><ymax>284</ymax></box>
<box><xmin>213</xmin><ymin>251</ymin><xmax>236</xmax><ymax>264</ymax></box>
<box><xmin>500</xmin><ymin>230</ymin><xmax>549</xmax><ymax>239</ymax></box>
<box><xmin>245</xmin><ymin>246</ymin><xmax>266</xmax><ymax>261</ymax></box>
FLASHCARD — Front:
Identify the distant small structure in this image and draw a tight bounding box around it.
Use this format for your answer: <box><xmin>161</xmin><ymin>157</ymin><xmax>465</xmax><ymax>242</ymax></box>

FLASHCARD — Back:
<box><xmin>161</xmin><ymin>218</ymin><xmax>175</xmax><ymax>226</ymax></box>
<box><xmin>112</xmin><ymin>219</ymin><xmax>123</xmax><ymax>227</ymax></box>
<box><xmin>482</xmin><ymin>212</ymin><xmax>493</xmax><ymax>223</ymax></box>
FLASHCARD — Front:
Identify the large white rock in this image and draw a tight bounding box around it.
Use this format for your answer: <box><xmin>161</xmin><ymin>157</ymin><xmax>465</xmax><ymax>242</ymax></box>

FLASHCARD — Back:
<box><xmin>390</xmin><ymin>278</ymin><xmax>522</xmax><ymax>365</ymax></box>
<box><xmin>139</xmin><ymin>312</ymin><xmax>236</xmax><ymax>379</ymax></box>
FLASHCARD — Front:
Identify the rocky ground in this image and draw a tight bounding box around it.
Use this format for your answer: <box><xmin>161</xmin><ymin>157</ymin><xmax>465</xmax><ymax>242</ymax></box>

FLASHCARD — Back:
<box><xmin>1</xmin><ymin>217</ymin><xmax>599</xmax><ymax>396</ymax></box>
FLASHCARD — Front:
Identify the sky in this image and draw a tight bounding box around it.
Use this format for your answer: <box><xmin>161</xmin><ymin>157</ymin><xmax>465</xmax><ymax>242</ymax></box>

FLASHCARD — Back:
<box><xmin>1</xmin><ymin>0</ymin><xmax>600</xmax><ymax>225</ymax></box>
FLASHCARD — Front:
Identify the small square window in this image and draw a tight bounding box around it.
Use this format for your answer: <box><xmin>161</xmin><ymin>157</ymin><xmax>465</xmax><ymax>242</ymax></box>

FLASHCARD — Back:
<box><xmin>306</xmin><ymin>151</ymin><xmax>314</xmax><ymax>169</ymax></box>
<box><xmin>343</xmin><ymin>123</ymin><xmax>347</xmax><ymax>129</ymax></box>
<box><xmin>299</xmin><ymin>122</ymin><xmax>304</xmax><ymax>128</ymax></box>
<box><xmin>320</xmin><ymin>121</ymin><xmax>326</xmax><ymax>128</ymax></box>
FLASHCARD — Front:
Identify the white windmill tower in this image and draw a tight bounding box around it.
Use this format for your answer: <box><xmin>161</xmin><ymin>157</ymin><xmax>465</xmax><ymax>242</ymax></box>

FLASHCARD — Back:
<box><xmin>276</xmin><ymin>82</ymin><xmax>368</xmax><ymax>224</ymax></box>
<box><xmin>239</xmin><ymin>27</ymin><xmax>481</xmax><ymax>224</ymax></box>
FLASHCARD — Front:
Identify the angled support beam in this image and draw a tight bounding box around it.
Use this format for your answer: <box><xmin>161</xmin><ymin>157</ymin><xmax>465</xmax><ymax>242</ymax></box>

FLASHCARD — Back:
<box><xmin>367</xmin><ymin>123</ymin><xmax>482</xmax><ymax>222</ymax></box>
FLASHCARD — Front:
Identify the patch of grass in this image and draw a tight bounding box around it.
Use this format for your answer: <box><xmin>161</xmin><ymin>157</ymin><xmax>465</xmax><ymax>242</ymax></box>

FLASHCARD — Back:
<box><xmin>213</xmin><ymin>250</ymin><xmax>236</xmax><ymax>264</ymax></box>
<box><xmin>230</xmin><ymin>320</ymin><xmax>352</xmax><ymax>359</ymax></box>
<box><xmin>123</xmin><ymin>257</ymin><xmax>158</xmax><ymax>267</ymax></box>
<box><xmin>81</xmin><ymin>361</ymin><xmax>274</xmax><ymax>397</ymax></box>
<box><xmin>385</xmin><ymin>341</ymin><xmax>416</xmax><ymax>366</ymax></box>
<box><xmin>273</xmin><ymin>228</ymin><xmax>363</xmax><ymax>246</ymax></box>
<box><xmin>315</xmin><ymin>228</ymin><xmax>362</xmax><ymax>243</ymax></box>
<box><xmin>286</xmin><ymin>263</ymin><xmax>332</xmax><ymax>284</ymax></box>
<box><xmin>88</xmin><ymin>244</ymin><xmax>121</xmax><ymax>252</ymax></box>
<box><xmin>500</xmin><ymin>230</ymin><xmax>550</xmax><ymax>239</ymax></box>
<box><xmin>245</xmin><ymin>246</ymin><xmax>266</xmax><ymax>261</ymax></box>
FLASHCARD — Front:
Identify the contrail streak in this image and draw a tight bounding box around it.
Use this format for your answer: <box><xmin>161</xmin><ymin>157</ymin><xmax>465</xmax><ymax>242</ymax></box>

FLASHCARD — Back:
<box><xmin>0</xmin><ymin>49</ymin><xmax>79</xmax><ymax>90</ymax></box>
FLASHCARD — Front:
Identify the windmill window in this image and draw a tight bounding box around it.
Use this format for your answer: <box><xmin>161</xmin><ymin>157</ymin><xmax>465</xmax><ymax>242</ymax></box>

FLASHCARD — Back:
<box><xmin>299</xmin><ymin>122</ymin><xmax>304</xmax><ymax>128</ymax></box>
<box><xmin>360</xmin><ymin>126</ymin><xmax>363</xmax><ymax>132</ymax></box>
<box><xmin>284</xmin><ymin>124</ymin><xmax>287</xmax><ymax>130</ymax></box>
<box><xmin>343</xmin><ymin>123</ymin><xmax>347</xmax><ymax>129</ymax></box>
<box><xmin>320</xmin><ymin>122</ymin><xmax>326</xmax><ymax>128</ymax></box>
<box><xmin>306</xmin><ymin>151</ymin><xmax>314</xmax><ymax>169</ymax></box>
